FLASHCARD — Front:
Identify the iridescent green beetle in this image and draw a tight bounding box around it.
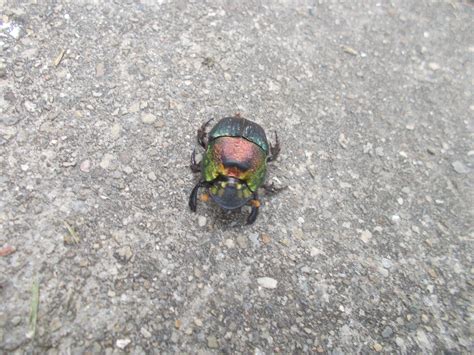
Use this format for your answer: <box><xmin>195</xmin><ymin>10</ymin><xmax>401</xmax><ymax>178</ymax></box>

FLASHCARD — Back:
<box><xmin>189</xmin><ymin>115</ymin><xmax>281</xmax><ymax>224</ymax></box>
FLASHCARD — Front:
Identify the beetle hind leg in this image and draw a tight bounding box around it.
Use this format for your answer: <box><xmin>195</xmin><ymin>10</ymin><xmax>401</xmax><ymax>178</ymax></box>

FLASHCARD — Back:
<box><xmin>267</xmin><ymin>131</ymin><xmax>281</xmax><ymax>162</ymax></box>
<box><xmin>197</xmin><ymin>118</ymin><xmax>213</xmax><ymax>149</ymax></box>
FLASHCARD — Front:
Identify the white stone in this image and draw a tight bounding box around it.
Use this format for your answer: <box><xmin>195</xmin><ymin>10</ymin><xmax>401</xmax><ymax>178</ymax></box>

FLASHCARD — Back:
<box><xmin>116</xmin><ymin>338</ymin><xmax>131</xmax><ymax>349</ymax></box>
<box><xmin>360</xmin><ymin>230</ymin><xmax>372</xmax><ymax>243</ymax></box>
<box><xmin>224</xmin><ymin>239</ymin><xmax>235</xmax><ymax>248</ymax></box>
<box><xmin>142</xmin><ymin>113</ymin><xmax>156</xmax><ymax>124</ymax></box>
<box><xmin>257</xmin><ymin>277</ymin><xmax>278</xmax><ymax>289</ymax></box>
<box><xmin>198</xmin><ymin>216</ymin><xmax>206</xmax><ymax>227</ymax></box>
<box><xmin>100</xmin><ymin>154</ymin><xmax>114</xmax><ymax>169</ymax></box>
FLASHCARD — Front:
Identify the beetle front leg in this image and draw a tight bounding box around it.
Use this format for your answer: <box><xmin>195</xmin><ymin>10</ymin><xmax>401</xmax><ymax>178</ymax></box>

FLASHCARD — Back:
<box><xmin>189</xmin><ymin>181</ymin><xmax>211</xmax><ymax>212</ymax></box>
<box><xmin>267</xmin><ymin>131</ymin><xmax>281</xmax><ymax>162</ymax></box>
<box><xmin>262</xmin><ymin>181</ymin><xmax>287</xmax><ymax>194</ymax></box>
<box><xmin>197</xmin><ymin>118</ymin><xmax>213</xmax><ymax>149</ymax></box>
<box><xmin>246</xmin><ymin>193</ymin><xmax>260</xmax><ymax>225</ymax></box>
<box><xmin>190</xmin><ymin>149</ymin><xmax>201</xmax><ymax>173</ymax></box>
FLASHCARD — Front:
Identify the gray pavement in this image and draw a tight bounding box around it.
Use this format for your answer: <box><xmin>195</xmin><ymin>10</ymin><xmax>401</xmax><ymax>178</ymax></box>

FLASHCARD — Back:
<box><xmin>0</xmin><ymin>0</ymin><xmax>472</xmax><ymax>353</ymax></box>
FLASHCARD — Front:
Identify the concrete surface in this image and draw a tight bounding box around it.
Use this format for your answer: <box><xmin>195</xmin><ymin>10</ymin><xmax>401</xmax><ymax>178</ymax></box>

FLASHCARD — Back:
<box><xmin>0</xmin><ymin>0</ymin><xmax>473</xmax><ymax>353</ymax></box>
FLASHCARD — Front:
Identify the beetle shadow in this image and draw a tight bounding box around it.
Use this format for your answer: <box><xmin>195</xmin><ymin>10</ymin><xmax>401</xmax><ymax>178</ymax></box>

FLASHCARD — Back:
<box><xmin>208</xmin><ymin>206</ymin><xmax>252</xmax><ymax>229</ymax></box>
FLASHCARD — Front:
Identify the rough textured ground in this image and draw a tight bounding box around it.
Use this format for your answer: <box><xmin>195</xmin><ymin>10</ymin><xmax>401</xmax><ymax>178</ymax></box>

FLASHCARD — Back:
<box><xmin>0</xmin><ymin>0</ymin><xmax>473</xmax><ymax>353</ymax></box>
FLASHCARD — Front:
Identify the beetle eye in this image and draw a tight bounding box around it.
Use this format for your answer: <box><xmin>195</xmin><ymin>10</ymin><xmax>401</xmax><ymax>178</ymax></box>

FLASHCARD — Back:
<box><xmin>220</xmin><ymin>181</ymin><xmax>227</xmax><ymax>188</ymax></box>
<box><xmin>236</xmin><ymin>183</ymin><xmax>242</xmax><ymax>190</ymax></box>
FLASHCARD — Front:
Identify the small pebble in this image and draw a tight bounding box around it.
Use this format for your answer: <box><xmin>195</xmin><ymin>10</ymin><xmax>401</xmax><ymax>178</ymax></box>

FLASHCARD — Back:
<box><xmin>338</xmin><ymin>133</ymin><xmax>348</xmax><ymax>149</ymax></box>
<box><xmin>373</xmin><ymin>343</ymin><xmax>383</xmax><ymax>352</ymax></box>
<box><xmin>416</xmin><ymin>329</ymin><xmax>431</xmax><ymax>349</ymax></box>
<box><xmin>223</xmin><ymin>239</ymin><xmax>235</xmax><ymax>249</ymax></box>
<box><xmin>170</xmin><ymin>332</ymin><xmax>179</xmax><ymax>342</ymax></box>
<box><xmin>452</xmin><ymin>161</ymin><xmax>469</xmax><ymax>174</ymax></box>
<box><xmin>11</xmin><ymin>316</ymin><xmax>22</xmax><ymax>326</ymax></box>
<box><xmin>96</xmin><ymin>62</ymin><xmax>105</xmax><ymax>77</ymax></box>
<box><xmin>0</xmin><ymin>244</ymin><xmax>16</xmax><ymax>257</ymax></box>
<box><xmin>129</xmin><ymin>101</ymin><xmax>140</xmax><ymax>113</ymax></box>
<box><xmin>140</xmin><ymin>327</ymin><xmax>152</xmax><ymax>338</ymax></box>
<box><xmin>381</xmin><ymin>258</ymin><xmax>393</xmax><ymax>269</ymax></box>
<box><xmin>360</xmin><ymin>230</ymin><xmax>372</xmax><ymax>243</ymax></box>
<box><xmin>428</xmin><ymin>62</ymin><xmax>440</xmax><ymax>71</ymax></box>
<box><xmin>24</xmin><ymin>100</ymin><xmax>37</xmax><ymax>112</ymax></box>
<box><xmin>427</xmin><ymin>268</ymin><xmax>438</xmax><ymax>279</ymax></box>
<box><xmin>198</xmin><ymin>216</ymin><xmax>206</xmax><ymax>227</ymax></box>
<box><xmin>100</xmin><ymin>154</ymin><xmax>114</xmax><ymax>170</ymax></box>
<box><xmin>110</xmin><ymin>123</ymin><xmax>121</xmax><ymax>139</ymax></box>
<box><xmin>114</xmin><ymin>246</ymin><xmax>132</xmax><ymax>263</ymax></box>
<box><xmin>390</xmin><ymin>215</ymin><xmax>401</xmax><ymax>225</ymax></box>
<box><xmin>80</xmin><ymin>160</ymin><xmax>91</xmax><ymax>172</ymax></box>
<box><xmin>427</xmin><ymin>147</ymin><xmax>436</xmax><ymax>155</ymax></box>
<box><xmin>382</xmin><ymin>326</ymin><xmax>393</xmax><ymax>338</ymax></box>
<box><xmin>207</xmin><ymin>335</ymin><xmax>218</xmax><ymax>349</ymax></box>
<box><xmin>148</xmin><ymin>172</ymin><xmax>157</xmax><ymax>181</ymax></box>
<box><xmin>142</xmin><ymin>113</ymin><xmax>156</xmax><ymax>124</ymax></box>
<box><xmin>260</xmin><ymin>233</ymin><xmax>271</xmax><ymax>244</ymax></box>
<box><xmin>257</xmin><ymin>277</ymin><xmax>278</xmax><ymax>289</ymax></box>
<box><xmin>116</xmin><ymin>339</ymin><xmax>131</xmax><ymax>349</ymax></box>
<box><xmin>236</xmin><ymin>235</ymin><xmax>248</xmax><ymax>248</ymax></box>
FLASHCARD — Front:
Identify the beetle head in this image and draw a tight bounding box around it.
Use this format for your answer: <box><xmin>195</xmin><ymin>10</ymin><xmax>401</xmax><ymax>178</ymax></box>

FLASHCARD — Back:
<box><xmin>209</xmin><ymin>176</ymin><xmax>253</xmax><ymax>210</ymax></box>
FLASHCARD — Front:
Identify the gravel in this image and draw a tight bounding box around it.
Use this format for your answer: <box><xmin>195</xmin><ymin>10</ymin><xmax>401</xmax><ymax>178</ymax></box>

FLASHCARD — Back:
<box><xmin>0</xmin><ymin>1</ymin><xmax>472</xmax><ymax>353</ymax></box>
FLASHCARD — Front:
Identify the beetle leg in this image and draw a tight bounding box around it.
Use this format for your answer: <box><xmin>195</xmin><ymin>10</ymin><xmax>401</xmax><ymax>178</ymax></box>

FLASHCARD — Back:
<box><xmin>189</xmin><ymin>180</ymin><xmax>211</xmax><ymax>212</ymax></box>
<box><xmin>197</xmin><ymin>118</ymin><xmax>213</xmax><ymax>149</ymax></box>
<box><xmin>262</xmin><ymin>181</ymin><xmax>287</xmax><ymax>194</ymax></box>
<box><xmin>267</xmin><ymin>131</ymin><xmax>281</xmax><ymax>162</ymax></box>
<box><xmin>246</xmin><ymin>193</ymin><xmax>260</xmax><ymax>225</ymax></box>
<box><xmin>190</xmin><ymin>148</ymin><xmax>201</xmax><ymax>173</ymax></box>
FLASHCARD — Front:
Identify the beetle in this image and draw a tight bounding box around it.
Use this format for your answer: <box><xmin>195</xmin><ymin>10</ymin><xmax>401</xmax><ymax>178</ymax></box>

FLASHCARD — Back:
<box><xmin>189</xmin><ymin>114</ymin><xmax>281</xmax><ymax>224</ymax></box>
